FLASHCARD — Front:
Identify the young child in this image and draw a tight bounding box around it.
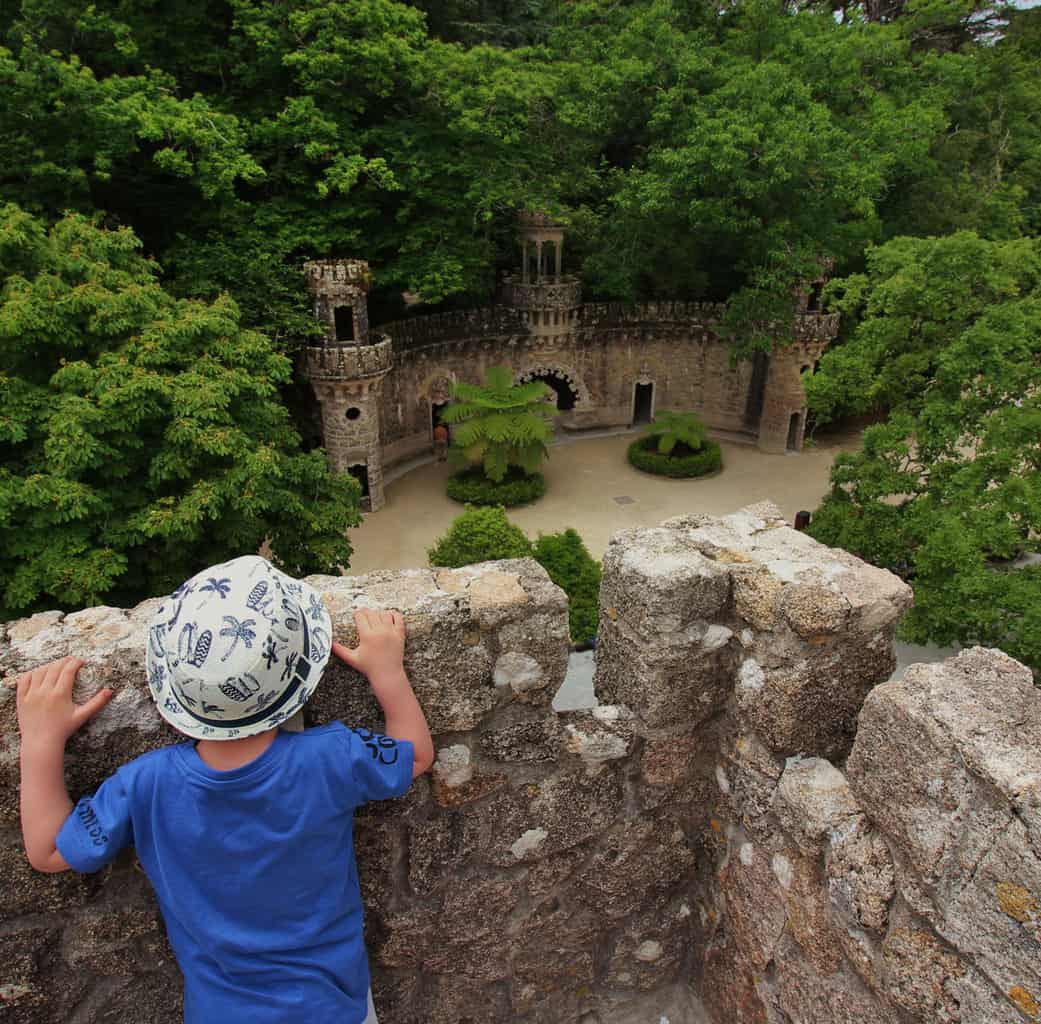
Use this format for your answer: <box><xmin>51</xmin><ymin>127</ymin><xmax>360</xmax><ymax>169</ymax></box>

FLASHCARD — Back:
<box><xmin>14</xmin><ymin>555</ymin><xmax>434</xmax><ymax>1024</ymax></box>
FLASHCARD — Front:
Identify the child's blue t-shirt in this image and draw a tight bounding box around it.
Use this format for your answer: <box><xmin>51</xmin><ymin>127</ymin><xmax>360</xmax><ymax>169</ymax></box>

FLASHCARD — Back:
<box><xmin>56</xmin><ymin>723</ymin><xmax>414</xmax><ymax>1024</ymax></box>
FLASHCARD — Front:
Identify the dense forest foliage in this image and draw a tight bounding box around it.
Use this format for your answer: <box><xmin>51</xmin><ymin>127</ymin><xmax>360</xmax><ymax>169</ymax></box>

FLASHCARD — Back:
<box><xmin>1</xmin><ymin>0</ymin><xmax>1038</xmax><ymax>668</ymax></box>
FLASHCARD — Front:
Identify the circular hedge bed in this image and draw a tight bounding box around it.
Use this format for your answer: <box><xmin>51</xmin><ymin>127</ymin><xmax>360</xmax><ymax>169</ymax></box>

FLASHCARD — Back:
<box><xmin>446</xmin><ymin>466</ymin><xmax>546</xmax><ymax>507</ymax></box>
<box><xmin>627</xmin><ymin>436</ymin><xmax>723</xmax><ymax>478</ymax></box>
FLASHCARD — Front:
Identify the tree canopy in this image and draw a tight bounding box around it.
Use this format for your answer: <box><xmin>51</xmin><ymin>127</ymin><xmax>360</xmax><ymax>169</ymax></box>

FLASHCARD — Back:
<box><xmin>4</xmin><ymin>0</ymin><xmax>1039</xmax><ymax>337</ymax></box>
<box><xmin>806</xmin><ymin>232</ymin><xmax>1041</xmax><ymax>672</ymax></box>
<box><xmin>0</xmin><ymin>205</ymin><xmax>359</xmax><ymax>617</ymax></box>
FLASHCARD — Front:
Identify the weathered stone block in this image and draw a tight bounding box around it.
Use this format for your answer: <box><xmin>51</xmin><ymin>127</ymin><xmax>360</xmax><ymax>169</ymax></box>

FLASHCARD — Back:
<box><xmin>86</xmin><ymin>967</ymin><xmax>184</xmax><ymax>1023</ymax></box>
<box><xmin>594</xmin><ymin>617</ymin><xmax>738</xmax><ymax>730</ymax></box>
<box><xmin>461</xmin><ymin>786</ymin><xmax>535</xmax><ymax>867</ymax></box>
<box><xmin>62</xmin><ymin>903</ymin><xmax>168</xmax><ymax>976</ymax></box>
<box><xmin>481</xmin><ymin>714</ymin><xmax>563</xmax><ymax>762</ymax></box>
<box><xmin>775</xmin><ymin>852</ymin><xmax>843</xmax><ymax>974</ymax></box>
<box><xmin>826</xmin><ymin>813</ymin><xmax>895</xmax><ymax>936</ymax></box>
<box><xmin>716</xmin><ymin>838</ymin><xmax>787</xmax><ymax>970</ymax></box>
<box><xmin>772</xmin><ymin>756</ymin><xmax>860</xmax><ymax>858</ymax></box>
<box><xmin>848</xmin><ymin>648</ymin><xmax>1041</xmax><ymax>1008</ymax></box>
<box><xmin>603</xmin><ymin>898</ymin><xmax>693</xmax><ymax>992</ymax></box>
<box><xmin>525</xmin><ymin>766</ymin><xmax>625</xmax><ymax>861</ymax></box>
<box><xmin>736</xmin><ymin>636</ymin><xmax>895</xmax><ymax>759</ymax></box>
<box><xmin>773</xmin><ymin>935</ymin><xmax>897</xmax><ymax>1024</ymax></box>
<box><xmin>0</xmin><ymin>926</ymin><xmax>69</xmax><ymax>1023</ymax></box>
<box><xmin>407</xmin><ymin>813</ymin><xmax>469</xmax><ymax>895</ymax></box>
<box><xmin>423</xmin><ymin>972</ymin><xmax>510</xmax><ymax>1024</ymax></box>
<box><xmin>570</xmin><ymin>819</ymin><xmax>695</xmax><ymax>921</ymax></box>
<box><xmin>559</xmin><ymin>705</ymin><xmax>636</xmax><ymax>767</ymax></box>
<box><xmin>640</xmin><ymin>731</ymin><xmax>702</xmax><ymax>789</ymax></box>
<box><xmin>878</xmin><ymin>924</ymin><xmax>1023</xmax><ymax>1024</ymax></box>
<box><xmin>0</xmin><ymin>830</ymin><xmax>100</xmax><ymax>917</ymax></box>
<box><xmin>599</xmin><ymin>527</ymin><xmax>732</xmax><ymax>639</ymax></box>
<box><xmin>697</xmin><ymin>943</ymin><xmax>768</xmax><ymax>1024</ymax></box>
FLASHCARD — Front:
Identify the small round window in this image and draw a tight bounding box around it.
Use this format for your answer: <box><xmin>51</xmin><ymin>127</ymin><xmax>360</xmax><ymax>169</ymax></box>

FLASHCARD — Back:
<box><xmin>345</xmin><ymin>407</ymin><xmax>362</xmax><ymax>421</ymax></box>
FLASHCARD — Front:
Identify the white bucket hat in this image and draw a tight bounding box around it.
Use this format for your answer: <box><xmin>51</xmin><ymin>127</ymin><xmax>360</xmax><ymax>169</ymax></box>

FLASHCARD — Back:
<box><xmin>146</xmin><ymin>555</ymin><xmax>333</xmax><ymax>740</ymax></box>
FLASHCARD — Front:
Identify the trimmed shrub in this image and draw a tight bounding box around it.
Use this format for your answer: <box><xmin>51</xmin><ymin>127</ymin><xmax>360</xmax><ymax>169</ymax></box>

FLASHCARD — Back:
<box><xmin>532</xmin><ymin>529</ymin><xmax>602</xmax><ymax>644</ymax></box>
<box><xmin>627</xmin><ymin>436</ymin><xmax>722</xmax><ymax>478</ymax></box>
<box><xmin>427</xmin><ymin>505</ymin><xmax>533</xmax><ymax>568</ymax></box>
<box><xmin>446</xmin><ymin>466</ymin><xmax>546</xmax><ymax>507</ymax></box>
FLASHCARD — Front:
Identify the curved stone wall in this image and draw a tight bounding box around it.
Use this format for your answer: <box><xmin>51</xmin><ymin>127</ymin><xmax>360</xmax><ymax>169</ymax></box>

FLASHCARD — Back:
<box><xmin>2</xmin><ymin>504</ymin><xmax>1037</xmax><ymax>1024</ymax></box>
<box><xmin>373</xmin><ymin>305</ymin><xmax>839</xmax><ymax>470</ymax></box>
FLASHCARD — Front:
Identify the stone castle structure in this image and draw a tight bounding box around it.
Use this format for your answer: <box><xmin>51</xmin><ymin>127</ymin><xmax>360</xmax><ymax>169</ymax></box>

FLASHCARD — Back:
<box><xmin>304</xmin><ymin>213</ymin><xmax>840</xmax><ymax>509</ymax></box>
<box><xmin>2</xmin><ymin>503</ymin><xmax>1038</xmax><ymax>1023</ymax></box>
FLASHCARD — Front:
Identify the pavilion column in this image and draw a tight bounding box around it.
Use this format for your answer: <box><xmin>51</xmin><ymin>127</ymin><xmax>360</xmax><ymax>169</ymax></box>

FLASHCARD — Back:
<box><xmin>522</xmin><ymin>242</ymin><xmax>529</xmax><ymax>284</ymax></box>
<box><xmin>554</xmin><ymin>240</ymin><xmax>562</xmax><ymax>278</ymax></box>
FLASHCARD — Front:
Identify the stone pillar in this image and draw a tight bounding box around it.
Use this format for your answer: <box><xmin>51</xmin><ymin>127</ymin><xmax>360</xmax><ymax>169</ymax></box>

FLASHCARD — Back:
<box><xmin>522</xmin><ymin>242</ymin><xmax>529</xmax><ymax>284</ymax></box>
<box><xmin>593</xmin><ymin>502</ymin><xmax>916</xmax><ymax>1024</ymax></box>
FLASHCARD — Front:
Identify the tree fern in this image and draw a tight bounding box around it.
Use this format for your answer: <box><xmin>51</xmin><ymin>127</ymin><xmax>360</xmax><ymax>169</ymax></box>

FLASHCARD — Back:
<box><xmin>641</xmin><ymin>411</ymin><xmax>708</xmax><ymax>455</ymax></box>
<box><xmin>440</xmin><ymin>365</ymin><xmax>555</xmax><ymax>482</ymax></box>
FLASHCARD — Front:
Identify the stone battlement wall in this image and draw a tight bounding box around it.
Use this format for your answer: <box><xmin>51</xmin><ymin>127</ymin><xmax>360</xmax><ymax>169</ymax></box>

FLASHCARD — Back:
<box><xmin>1</xmin><ymin>504</ymin><xmax>1038</xmax><ymax>1024</ymax></box>
<box><xmin>379</xmin><ymin>303</ymin><xmax>839</xmax><ymax>354</ymax></box>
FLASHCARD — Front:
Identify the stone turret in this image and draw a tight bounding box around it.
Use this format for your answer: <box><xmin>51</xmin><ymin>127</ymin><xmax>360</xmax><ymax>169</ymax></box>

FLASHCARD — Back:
<box><xmin>303</xmin><ymin>259</ymin><xmax>392</xmax><ymax>511</ymax></box>
<box><xmin>499</xmin><ymin>211</ymin><xmax>582</xmax><ymax>342</ymax></box>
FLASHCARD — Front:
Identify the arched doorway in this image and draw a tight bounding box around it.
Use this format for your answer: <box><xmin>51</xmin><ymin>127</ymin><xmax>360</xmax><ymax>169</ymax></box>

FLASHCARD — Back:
<box><xmin>521</xmin><ymin>370</ymin><xmax>579</xmax><ymax>412</ymax></box>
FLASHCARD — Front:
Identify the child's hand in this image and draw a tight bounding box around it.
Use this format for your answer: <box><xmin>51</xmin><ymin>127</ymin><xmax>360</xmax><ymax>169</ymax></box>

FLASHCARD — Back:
<box><xmin>332</xmin><ymin>610</ymin><xmax>406</xmax><ymax>688</ymax></box>
<box><xmin>13</xmin><ymin>657</ymin><xmax>114</xmax><ymax>748</ymax></box>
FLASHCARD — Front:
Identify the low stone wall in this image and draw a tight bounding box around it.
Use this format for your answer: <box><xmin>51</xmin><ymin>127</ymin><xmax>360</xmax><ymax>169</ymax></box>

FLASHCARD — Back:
<box><xmin>1</xmin><ymin>505</ymin><xmax>1038</xmax><ymax>1024</ymax></box>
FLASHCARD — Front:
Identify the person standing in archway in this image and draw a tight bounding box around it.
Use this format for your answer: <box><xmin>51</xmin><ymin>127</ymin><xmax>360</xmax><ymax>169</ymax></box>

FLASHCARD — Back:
<box><xmin>432</xmin><ymin>421</ymin><xmax>449</xmax><ymax>461</ymax></box>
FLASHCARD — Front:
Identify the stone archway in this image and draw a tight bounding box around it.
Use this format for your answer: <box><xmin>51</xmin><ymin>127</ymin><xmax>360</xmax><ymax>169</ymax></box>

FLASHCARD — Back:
<box><xmin>516</xmin><ymin>364</ymin><xmax>589</xmax><ymax>412</ymax></box>
<box><xmin>419</xmin><ymin>372</ymin><xmax>456</xmax><ymax>441</ymax></box>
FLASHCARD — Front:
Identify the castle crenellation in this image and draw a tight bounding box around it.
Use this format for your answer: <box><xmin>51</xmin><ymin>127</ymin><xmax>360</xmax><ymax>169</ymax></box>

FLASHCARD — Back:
<box><xmin>302</xmin><ymin>214</ymin><xmax>840</xmax><ymax>510</ymax></box>
<box><xmin>2</xmin><ymin>502</ymin><xmax>1038</xmax><ymax>1023</ymax></box>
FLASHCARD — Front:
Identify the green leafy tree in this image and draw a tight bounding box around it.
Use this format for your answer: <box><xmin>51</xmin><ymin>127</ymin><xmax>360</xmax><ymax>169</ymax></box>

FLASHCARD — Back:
<box><xmin>806</xmin><ymin>232</ymin><xmax>1041</xmax><ymax>674</ymax></box>
<box><xmin>640</xmin><ymin>410</ymin><xmax>708</xmax><ymax>455</ymax></box>
<box><xmin>441</xmin><ymin>365</ymin><xmax>555</xmax><ymax>482</ymax></box>
<box><xmin>0</xmin><ymin>205</ymin><xmax>360</xmax><ymax>617</ymax></box>
<box><xmin>532</xmin><ymin>529</ymin><xmax>602</xmax><ymax>643</ymax></box>
<box><xmin>426</xmin><ymin>505</ymin><xmax>532</xmax><ymax>567</ymax></box>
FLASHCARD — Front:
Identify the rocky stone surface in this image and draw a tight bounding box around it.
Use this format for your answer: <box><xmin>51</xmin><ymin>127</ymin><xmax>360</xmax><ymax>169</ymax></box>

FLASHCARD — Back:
<box><xmin>1</xmin><ymin>507</ymin><xmax>1036</xmax><ymax>1024</ymax></box>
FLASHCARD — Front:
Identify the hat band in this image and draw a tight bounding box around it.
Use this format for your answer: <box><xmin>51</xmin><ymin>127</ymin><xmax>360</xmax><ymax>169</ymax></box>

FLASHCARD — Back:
<box><xmin>173</xmin><ymin>658</ymin><xmax>312</xmax><ymax>729</ymax></box>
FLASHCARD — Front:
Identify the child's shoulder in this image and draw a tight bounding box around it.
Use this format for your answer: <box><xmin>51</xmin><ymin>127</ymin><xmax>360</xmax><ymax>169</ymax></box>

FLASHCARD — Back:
<box><xmin>291</xmin><ymin>721</ymin><xmax>350</xmax><ymax>746</ymax></box>
<box><xmin>115</xmin><ymin>740</ymin><xmax>189</xmax><ymax>780</ymax></box>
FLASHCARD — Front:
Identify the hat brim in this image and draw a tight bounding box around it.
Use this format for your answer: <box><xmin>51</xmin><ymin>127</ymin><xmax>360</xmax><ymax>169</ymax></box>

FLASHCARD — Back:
<box><xmin>146</xmin><ymin>568</ymin><xmax>333</xmax><ymax>741</ymax></box>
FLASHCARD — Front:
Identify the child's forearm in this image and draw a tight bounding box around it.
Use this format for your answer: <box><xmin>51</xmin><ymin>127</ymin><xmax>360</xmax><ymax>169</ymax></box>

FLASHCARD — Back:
<box><xmin>371</xmin><ymin>671</ymin><xmax>434</xmax><ymax>778</ymax></box>
<box><xmin>20</xmin><ymin>737</ymin><xmax>73</xmax><ymax>872</ymax></box>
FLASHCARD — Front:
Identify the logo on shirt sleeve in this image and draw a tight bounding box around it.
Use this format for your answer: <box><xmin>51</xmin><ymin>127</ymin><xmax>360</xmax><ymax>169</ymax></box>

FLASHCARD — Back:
<box><xmin>351</xmin><ymin>728</ymin><xmax>400</xmax><ymax>766</ymax></box>
<box><xmin>77</xmin><ymin>801</ymin><xmax>110</xmax><ymax>847</ymax></box>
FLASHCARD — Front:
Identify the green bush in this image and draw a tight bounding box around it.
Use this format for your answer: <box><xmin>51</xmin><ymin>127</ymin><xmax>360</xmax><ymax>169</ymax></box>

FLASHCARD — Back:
<box><xmin>532</xmin><ymin>529</ymin><xmax>602</xmax><ymax>644</ymax></box>
<box><xmin>427</xmin><ymin>509</ymin><xmax>602</xmax><ymax>644</ymax></box>
<box><xmin>627</xmin><ymin>436</ymin><xmax>722</xmax><ymax>478</ymax></box>
<box><xmin>446</xmin><ymin>466</ymin><xmax>546</xmax><ymax>507</ymax></box>
<box><xmin>427</xmin><ymin>505</ymin><xmax>533</xmax><ymax>567</ymax></box>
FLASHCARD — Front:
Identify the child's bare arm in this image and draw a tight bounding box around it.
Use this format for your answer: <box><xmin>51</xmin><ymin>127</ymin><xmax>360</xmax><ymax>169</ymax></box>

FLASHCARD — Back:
<box><xmin>13</xmin><ymin>657</ymin><xmax>113</xmax><ymax>872</ymax></box>
<box><xmin>333</xmin><ymin>610</ymin><xmax>434</xmax><ymax>778</ymax></box>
